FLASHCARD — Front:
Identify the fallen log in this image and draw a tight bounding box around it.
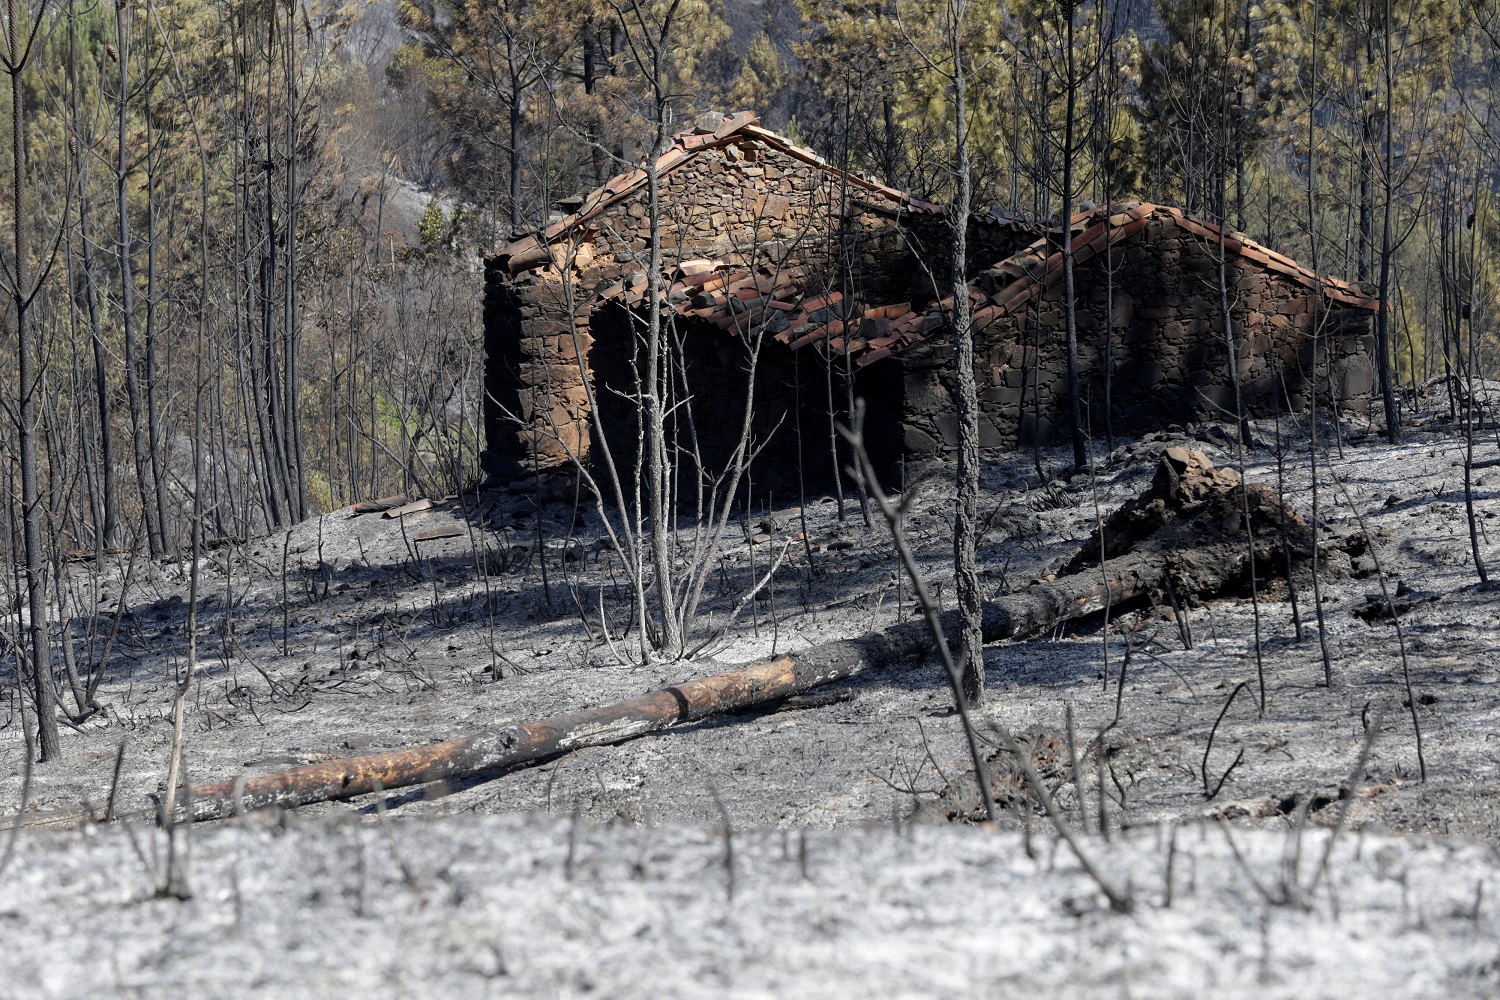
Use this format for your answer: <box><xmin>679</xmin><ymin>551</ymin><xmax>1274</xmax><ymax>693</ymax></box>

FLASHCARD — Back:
<box><xmin>152</xmin><ymin>612</ymin><xmax>1016</xmax><ymax>824</ymax></box>
<box><xmin>21</xmin><ymin>448</ymin><xmax>1346</xmax><ymax>828</ymax></box>
<box><xmin>164</xmin><ymin>649</ymin><xmax>868</xmax><ymax>824</ymax></box>
<box><xmin>13</xmin><ymin>607</ymin><xmax>1023</xmax><ymax>830</ymax></box>
<box><xmin>145</xmin><ymin>585</ymin><xmax>1149</xmax><ymax>826</ymax></box>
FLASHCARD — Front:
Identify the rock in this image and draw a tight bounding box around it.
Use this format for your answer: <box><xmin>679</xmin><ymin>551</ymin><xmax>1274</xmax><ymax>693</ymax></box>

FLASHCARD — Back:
<box><xmin>1154</xmin><ymin>447</ymin><xmax>1239</xmax><ymax>504</ymax></box>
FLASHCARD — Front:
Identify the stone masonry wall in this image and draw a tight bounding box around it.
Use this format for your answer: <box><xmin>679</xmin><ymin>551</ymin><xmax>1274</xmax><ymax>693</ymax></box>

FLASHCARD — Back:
<box><xmin>891</xmin><ymin>216</ymin><xmax>1377</xmax><ymax>459</ymax></box>
<box><xmin>483</xmin><ymin>133</ymin><xmax>1375</xmax><ymax>485</ymax></box>
<box><xmin>482</xmin><ymin>133</ymin><xmax>1036</xmax><ymax>479</ymax></box>
<box><xmin>482</xmin><ymin>269</ymin><xmax>593</xmax><ymax>477</ymax></box>
<box><xmin>588</xmin><ymin>305</ymin><xmax>907</xmax><ymax>499</ymax></box>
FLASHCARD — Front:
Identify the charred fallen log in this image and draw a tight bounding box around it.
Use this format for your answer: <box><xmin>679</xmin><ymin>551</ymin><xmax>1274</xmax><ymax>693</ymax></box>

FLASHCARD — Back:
<box><xmin>161</xmin><ymin>576</ymin><xmax>1162</xmax><ymax>825</ymax></box>
<box><xmin>165</xmin><ymin>652</ymin><xmax>863</xmax><ymax>824</ymax></box>
<box><xmin>24</xmin><ymin>448</ymin><xmax>1353</xmax><ymax>828</ymax></box>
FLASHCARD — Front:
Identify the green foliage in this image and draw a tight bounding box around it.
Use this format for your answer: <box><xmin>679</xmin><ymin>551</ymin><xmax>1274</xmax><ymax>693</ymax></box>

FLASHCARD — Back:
<box><xmin>418</xmin><ymin>197</ymin><xmax>446</xmax><ymax>249</ymax></box>
<box><xmin>782</xmin><ymin>0</ymin><xmax>1138</xmax><ymax>213</ymax></box>
<box><xmin>1135</xmin><ymin>0</ymin><xmax>1263</xmax><ymax>216</ymax></box>
<box><xmin>730</xmin><ymin>32</ymin><xmax>788</xmax><ymax>111</ymax></box>
<box><xmin>4</xmin><ymin>0</ymin><xmax>1500</xmax><ymax>551</ymax></box>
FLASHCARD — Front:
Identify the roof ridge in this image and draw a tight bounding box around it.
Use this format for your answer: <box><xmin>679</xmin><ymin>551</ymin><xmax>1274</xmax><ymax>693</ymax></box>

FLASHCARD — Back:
<box><xmin>496</xmin><ymin>113</ymin><xmax>766</xmax><ymax>269</ymax></box>
<box><xmin>493</xmin><ymin>113</ymin><xmax>1025</xmax><ymax>271</ymax></box>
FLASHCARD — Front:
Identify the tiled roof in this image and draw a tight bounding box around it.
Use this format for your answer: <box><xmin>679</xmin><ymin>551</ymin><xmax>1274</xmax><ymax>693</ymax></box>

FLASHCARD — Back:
<box><xmin>599</xmin><ymin>257</ymin><xmax>818</xmax><ymax>337</ymax></box>
<box><xmin>849</xmin><ymin>202</ymin><xmax>1383</xmax><ymax>366</ymax></box>
<box><xmin>598</xmin><ymin>202</ymin><xmax>1381</xmax><ymax>369</ymax></box>
<box><xmin>495</xmin><ymin>112</ymin><xmax>955</xmax><ymax>273</ymax></box>
<box><xmin>599</xmin><ymin>257</ymin><xmax>887</xmax><ymax>352</ymax></box>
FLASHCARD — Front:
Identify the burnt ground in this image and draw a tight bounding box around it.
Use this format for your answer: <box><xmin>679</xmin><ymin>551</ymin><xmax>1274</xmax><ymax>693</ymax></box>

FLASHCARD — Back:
<box><xmin>4</xmin><ymin>397</ymin><xmax>1500</xmax><ymax>997</ymax></box>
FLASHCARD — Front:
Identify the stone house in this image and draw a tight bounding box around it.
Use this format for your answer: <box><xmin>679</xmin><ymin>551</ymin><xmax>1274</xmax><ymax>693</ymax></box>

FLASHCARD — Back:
<box><xmin>822</xmin><ymin>200</ymin><xmax>1382</xmax><ymax>458</ymax></box>
<box><xmin>482</xmin><ymin>113</ymin><xmax>1380</xmax><ymax>491</ymax></box>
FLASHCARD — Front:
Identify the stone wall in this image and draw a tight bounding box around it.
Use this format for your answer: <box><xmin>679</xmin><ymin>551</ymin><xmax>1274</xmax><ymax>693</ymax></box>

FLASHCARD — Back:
<box><xmin>482</xmin><ymin>130</ymin><xmax>1036</xmax><ymax>481</ymax></box>
<box><xmin>891</xmin><ymin>215</ymin><xmax>1377</xmax><ymax>458</ymax></box>
<box><xmin>482</xmin><ymin>266</ymin><xmax>595</xmax><ymax>477</ymax></box>
<box><xmin>483</xmin><ymin>128</ymin><xmax>1379</xmax><ymax>489</ymax></box>
<box><xmin>588</xmin><ymin>306</ymin><xmax>905</xmax><ymax>500</ymax></box>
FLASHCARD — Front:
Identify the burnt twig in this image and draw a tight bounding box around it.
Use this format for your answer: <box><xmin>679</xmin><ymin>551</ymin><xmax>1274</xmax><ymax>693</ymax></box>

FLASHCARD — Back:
<box><xmin>1203</xmin><ymin>681</ymin><xmax>1250</xmax><ymax>800</ymax></box>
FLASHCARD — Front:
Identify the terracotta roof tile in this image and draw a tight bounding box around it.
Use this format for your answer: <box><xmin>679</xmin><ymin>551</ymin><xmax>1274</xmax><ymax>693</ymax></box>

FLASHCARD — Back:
<box><xmin>972</xmin><ymin>304</ymin><xmax>1003</xmax><ymax>331</ymax></box>
<box><xmin>1262</xmin><ymin>257</ymin><xmax>1303</xmax><ymax>279</ymax></box>
<box><xmin>713</xmin><ymin>110</ymin><xmax>759</xmax><ymax>139</ymax></box>
<box><xmin>1077</xmin><ymin>221</ymin><xmax>1110</xmax><ymax>252</ymax></box>
<box><xmin>1175</xmin><ymin>216</ymin><xmax>1209</xmax><ymax>239</ymax></box>
<box><xmin>789</xmin><ymin>320</ymin><xmax>842</xmax><ymax>350</ymax></box>
<box><xmin>798</xmin><ymin>292</ymin><xmax>841</xmax><ymax>313</ymax></box>
<box><xmin>993</xmin><ymin>280</ymin><xmax>1041</xmax><ymax>313</ymax></box>
<box><xmin>506</xmin><ymin>234</ymin><xmax>539</xmax><ymax>258</ymax></box>
<box><xmin>656</xmin><ymin>147</ymin><xmax>690</xmax><ymax>171</ymax></box>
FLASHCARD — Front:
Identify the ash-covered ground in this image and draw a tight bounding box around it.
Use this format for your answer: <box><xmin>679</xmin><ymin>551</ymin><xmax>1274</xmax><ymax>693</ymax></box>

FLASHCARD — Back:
<box><xmin>4</xmin><ymin>399</ymin><xmax>1500</xmax><ymax>998</ymax></box>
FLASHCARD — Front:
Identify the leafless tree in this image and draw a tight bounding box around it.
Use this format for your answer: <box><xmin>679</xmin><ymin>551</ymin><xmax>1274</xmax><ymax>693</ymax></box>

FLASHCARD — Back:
<box><xmin>2</xmin><ymin>0</ymin><xmax>63</xmax><ymax>760</ymax></box>
<box><xmin>898</xmin><ymin>0</ymin><xmax>985</xmax><ymax>704</ymax></box>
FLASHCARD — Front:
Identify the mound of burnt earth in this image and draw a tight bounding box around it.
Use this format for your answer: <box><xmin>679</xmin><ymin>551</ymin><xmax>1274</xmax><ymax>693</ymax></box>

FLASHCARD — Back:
<box><xmin>1056</xmin><ymin>446</ymin><xmax>1373</xmax><ymax>610</ymax></box>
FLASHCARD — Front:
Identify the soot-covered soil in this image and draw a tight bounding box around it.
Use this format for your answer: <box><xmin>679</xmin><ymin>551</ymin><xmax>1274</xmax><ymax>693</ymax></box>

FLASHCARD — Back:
<box><xmin>4</xmin><ymin>401</ymin><xmax>1500</xmax><ymax>997</ymax></box>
